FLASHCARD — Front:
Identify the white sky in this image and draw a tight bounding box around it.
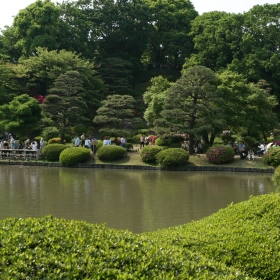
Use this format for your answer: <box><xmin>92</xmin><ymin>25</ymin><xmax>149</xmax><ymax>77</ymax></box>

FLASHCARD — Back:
<box><xmin>0</xmin><ymin>0</ymin><xmax>279</xmax><ymax>30</ymax></box>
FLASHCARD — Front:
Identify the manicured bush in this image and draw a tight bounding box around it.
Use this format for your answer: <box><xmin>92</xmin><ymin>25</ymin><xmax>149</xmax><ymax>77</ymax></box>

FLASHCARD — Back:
<box><xmin>41</xmin><ymin>144</ymin><xmax>68</xmax><ymax>161</ymax></box>
<box><xmin>96</xmin><ymin>140</ymin><xmax>103</xmax><ymax>150</ymax></box>
<box><xmin>41</xmin><ymin>127</ymin><xmax>59</xmax><ymax>141</ymax></box>
<box><xmin>150</xmin><ymin>193</ymin><xmax>280</xmax><ymax>280</ymax></box>
<box><xmin>59</xmin><ymin>147</ymin><xmax>90</xmax><ymax>166</ymax></box>
<box><xmin>48</xmin><ymin>137</ymin><xmax>66</xmax><ymax>144</ymax></box>
<box><xmin>206</xmin><ymin>145</ymin><xmax>235</xmax><ymax>164</ymax></box>
<box><xmin>140</xmin><ymin>145</ymin><xmax>164</xmax><ymax>163</ymax></box>
<box><xmin>126</xmin><ymin>143</ymin><xmax>133</xmax><ymax>151</ymax></box>
<box><xmin>156</xmin><ymin>148</ymin><xmax>189</xmax><ymax>167</ymax></box>
<box><xmin>263</xmin><ymin>146</ymin><xmax>280</xmax><ymax>167</ymax></box>
<box><xmin>0</xmin><ymin>216</ymin><xmax>245</xmax><ymax>279</ymax></box>
<box><xmin>155</xmin><ymin>137</ymin><xmax>169</xmax><ymax>146</ymax></box>
<box><xmin>96</xmin><ymin>145</ymin><xmax>126</xmax><ymax>161</ymax></box>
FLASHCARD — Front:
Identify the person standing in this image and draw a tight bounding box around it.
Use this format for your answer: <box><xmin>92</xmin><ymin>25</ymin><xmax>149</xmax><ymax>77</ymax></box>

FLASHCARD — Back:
<box><xmin>120</xmin><ymin>136</ymin><xmax>127</xmax><ymax>148</ymax></box>
<box><xmin>257</xmin><ymin>142</ymin><xmax>265</xmax><ymax>157</ymax></box>
<box><xmin>91</xmin><ymin>137</ymin><xmax>98</xmax><ymax>155</ymax></box>
<box><xmin>80</xmin><ymin>133</ymin><xmax>85</xmax><ymax>147</ymax></box>
<box><xmin>84</xmin><ymin>137</ymin><xmax>91</xmax><ymax>149</ymax></box>
<box><xmin>140</xmin><ymin>135</ymin><xmax>145</xmax><ymax>149</ymax></box>
<box><xmin>74</xmin><ymin>135</ymin><xmax>80</xmax><ymax>147</ymax></box>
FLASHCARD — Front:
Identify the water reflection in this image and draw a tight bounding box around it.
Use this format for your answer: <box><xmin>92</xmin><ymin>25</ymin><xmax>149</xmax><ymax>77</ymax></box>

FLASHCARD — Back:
<box><xmin>0</xmin><ymin>166</ymin><xmax>276</xmax><ymax>233</ymax></box>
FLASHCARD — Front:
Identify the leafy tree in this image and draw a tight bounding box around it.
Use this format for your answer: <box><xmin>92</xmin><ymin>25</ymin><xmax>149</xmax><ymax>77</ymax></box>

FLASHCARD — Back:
<box><xmin>185</xmin><ymin>11</ymin><xmax>243</xmax><ymax>71</ymax></box>
<box><xmin>143</xmin><ymin>0</ymin><xmax>198</xmax><ymax>69</ymax></box>
<box><xmin>0</xmin><ymin>94</ymin><xmax>42</xmax><ymax>138</ymax></box>
<box><xmin>14</xmin><ymin>47</ymin><xmax>105</xmax><ymax>120</ymax></box>
<box><xmin>93</xmin><ymin>95</ymin><xmax>142</xmax><ymax>136</ymax></box>
<box><xmin>143</xmin><ymin>75</ymin><xmax>173</xmax><ymax>126</ymax></box>
<box><xmin>41</xmin><ymin>71</ymin><xmax>87</xmax><ymax>143</ymax></box>
<box><xmin>228</xmin><ymin>4</ymin><xmax>280</xmax><ymax>99</ymax></box>
<box><xmin>154</xmin><ymin>66</ymin><xmax>224</xmax><ymax>154</ymax></box>
<box><xmin>217</xmin><ymin>70</ymin><xmax>278</xmax><ymax>141</ymax></box>
<box><xmin>1</xmin><ymin>0</ymin><xmax>68</xmax><ymax>61</ymax></box>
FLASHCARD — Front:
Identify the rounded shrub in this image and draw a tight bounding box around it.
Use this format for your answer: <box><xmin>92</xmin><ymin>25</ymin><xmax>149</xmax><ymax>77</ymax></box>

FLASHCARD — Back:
<box><xmin>206</xmin><ymin>145</ymin><xmax>235</xmax><ymax>164</ymax></box>
<box><xmin>96</xmin><ymin>145</ymin><xmax>126</xmax><ymax>161</ymax></box>
<box><xmin>41</xmin><ymin>127</ymin><xmax>59</xmax><ymax>141</ymax></box>
<box><xmin>60</xmin><ymin>147</ymin><xmax>90</xmax><ymax>166</ymax></box>
<box><xmin>263</xmin><ymin>146</ymin><xmax>280</xmax><ymax>167</ymax></box>
<box><xmin>42</xmin><ymin>144</ymin><xmax>68</xmax><ymax>161</ymax></box>
<box><xmin>126</xmin><ymin>143</ymin><xmax>133</xmax><ymax>151</ymax></box>
<box><xmin>48</xmin><ymin>138</ymin><xmax>66</xmax><ymax>144</ymax></box>
<box><xmin>96</xmin><ymin>140</ymin><xmax>103</xmax><ymax>150</ymax></box>
<box><xmin>156</xmin><ymin>148</ymin><xmax>189</xmax><ymax>167</ymax></box>
<box><xmin>155</xmin><ymin>137</ymin><xmax>169</xmax><ymax>146</ymax></box>
<box><xmin>140</xmin><ymin>145</ymin><xmax>164</xmax><ymax>163</ymax></box>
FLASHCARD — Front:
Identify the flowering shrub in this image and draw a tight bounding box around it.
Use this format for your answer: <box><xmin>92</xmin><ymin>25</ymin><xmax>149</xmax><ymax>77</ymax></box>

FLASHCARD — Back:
<box><xmin>263</xmin><ymin>146</ymin><xmax>280</xmax><ymax>167</ymax></box>
<box><xmin>156</xmin><ymin>148</ymin><xmax>189</xmax><ymax>167</ymax></box>
<box><xmin>206</xmin><ymin>145</ymin><xmax>234</xmax><ymax>164</ymax></box>
<box><xmin>140</xmin><ymin>145</ymin><xmax>163</xmax><ymax>163</ymax></box>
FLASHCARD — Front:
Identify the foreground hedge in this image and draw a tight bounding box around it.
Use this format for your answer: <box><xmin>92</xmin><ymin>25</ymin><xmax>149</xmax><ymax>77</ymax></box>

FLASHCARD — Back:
<box><xmin>41</xmin><ymin>144</ymin><xmax>68</xmax><ymax>161</ymax></box>
<box><xmin>59</xmin><ymin>147</ymin><xmax>90</xmax><ymax>166</ymax></box>
<box><xmin>148</xmin><ymin>193</ymin><xmax>280</xmax><ymax>280</ymax></box>
<box><xmin>0</xmin><ymin>217</ymin><xmax>249</xmax><ymax>279</ymax></box>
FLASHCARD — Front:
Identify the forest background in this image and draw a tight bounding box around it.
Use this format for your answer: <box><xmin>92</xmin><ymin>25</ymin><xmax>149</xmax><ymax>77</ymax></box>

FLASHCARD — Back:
<box><xmin>0</xmin><ymin>0</ymin><xmax>279</xmax><ymax>152</ymax></box>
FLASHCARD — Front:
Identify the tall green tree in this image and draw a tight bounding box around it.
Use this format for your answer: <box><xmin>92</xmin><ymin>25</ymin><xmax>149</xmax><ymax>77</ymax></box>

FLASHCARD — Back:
<box><xmin>217</xmin><ymin>70</ymin><xmax>278</xmax><ymax>141</ymax></box>
<box><xmin>154</xmin><ymin>66</ymin><xmax>224</xmax><ymax>153</ymax></box>
<box><xmin>185</xmin><ymin>11</ymin><xmax>243</xmax><ymax>71</ymax></box>
<box><xmin>143</xmin><ymin>0</ymin><xmax>198</xmax><ymax>69</ymax></box>
<box><xmin>143</xmin><ymin>75</ymin><xmax>173</xmax><ymax>126</ymax></box>
<box><xmin>41</xmin><ymin>71</ymin><xmax>87</xmax><ymax>143</ymax></box>
<box><xmin>0</xmin><ymin>94</ymin><xmax>42</xmax><ymax>138</ymax></box>
<box><xmin>93</xmin><ymin>95</ymin><xmax>142</xmax><ymax>136</ymax></box>
<box><xmin>14</xmin><ymin>47</ymin><xmax>106</xmax><ymax>121</ymax></box>
<box><xmin>1</xmin><ymin>0</ymin><xmax>68</xmax><ymax>61</ymax></box>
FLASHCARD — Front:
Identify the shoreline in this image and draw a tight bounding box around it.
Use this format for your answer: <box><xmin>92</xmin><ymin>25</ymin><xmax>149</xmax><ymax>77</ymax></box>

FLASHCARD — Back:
<box><xmin>0</xmin><ymin>159</ymin><xmax>274</xmax><ymax>173</ymax></box>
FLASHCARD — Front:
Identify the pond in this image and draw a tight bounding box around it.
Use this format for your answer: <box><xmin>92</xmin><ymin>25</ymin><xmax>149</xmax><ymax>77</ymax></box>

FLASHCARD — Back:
<box><xmin>0</xmin><ymin>165</ymin><xmax>276</xmax><ymax>233</ymax></box>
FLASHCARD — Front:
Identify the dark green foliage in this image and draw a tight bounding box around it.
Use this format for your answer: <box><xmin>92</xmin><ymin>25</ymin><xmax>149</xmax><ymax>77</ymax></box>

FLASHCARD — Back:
<box><xmin>140</xmin><ymin>145</ymin><xmax>163</xmax><ymax>163</ymax></box>
<box><xmin>126</xmin><ymin>143</ymin><xmax>133</xmax><ymax>151</ymax></box>
<box><xmin>155</xmin><ymin>137</ymin><xmax>169</xmax><ymax>146</ymax></box>
<box><xmin>41</xmin><ymin>144</ymin><xmax>67</xmax><ymax>161</ymax></box>
<box><xmin>206</xmin><ymin>145</ymin><xmax>235</xmax><ymax>164</ymax></box>
<box><xmin>48</xmin><ymin>138</ymin><xmax>66</xmax><ymax>144</ymax></box>
<box><xmin>96</xmin><ymin>140</ymin><xmax>103</xmax><ymax>150</ymax></box>
<box><xmin>64</xmin><ymin>134</ymin><xmax>72</xmax><ymax>143</ymax></box>
<box><xmin>0</xmin><ymin>216</ymin><xmax>247</xmax><ymax>279</ymax></box>
<box><xmin>41</xmin><ymin>127</ymin><xmax>60</xmax><ymax>141</ymax></box>
<box><xmin>156</xmin><ymin>148</ymin><xmax>189</xmax><ymax>167</ymax></box>
<box><xmin>60</xmin><ymin>147</ymin><xmax>90</xmax><ymax>166</ymax></box>
<box><xmin>263</xmin><ymin>146</ymin><xmax>280</xmax><ymax>167</ymax></box>
<box><xmin>96</xmin><ymin>145</ymin><xmax>126</xmax><ymax>161</ymax></box>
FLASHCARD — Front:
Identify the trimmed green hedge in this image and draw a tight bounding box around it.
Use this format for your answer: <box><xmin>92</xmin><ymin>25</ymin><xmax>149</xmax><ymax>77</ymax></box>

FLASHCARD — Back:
<box><xmin>41</xmin><ymin>144</ymin><xmax>68</xmax><ymax>161</ymax></box>
<box><xmin>156</xmin><ymin>148</ymin><xmax>189</xmax><ymax>167</ymax></box>
<box><xmin>96</xmin><ymin>145</ymin><xmax>126</xmax><ymax>161</ymax></box>
<box><xmin>148</xmin><ymin>193</ymin><xmax>280</xmax><ymax>280</ymax></box>
<box><xmin>0</xmin><ymin>217</ymin><xmax>249</xmax><ymax>279</ymax></box>
<box><xmin>48</xmin><ymin>138</ymin><xmax>66</xmax><ymax>144</ymax></box>
<box><xmin>140</xmin><ymin>145</ymin><xmax>164</xmax><ymax>163</ymax></box>
<box><xmin>59</xmin><ymin>147</ymin><xmax>90</xmax><ymax>166</ymax></box>
<box><xmin>206</xmin><ymin>145</ymin><xmax>235</xmax><ymax>164</ymax></box>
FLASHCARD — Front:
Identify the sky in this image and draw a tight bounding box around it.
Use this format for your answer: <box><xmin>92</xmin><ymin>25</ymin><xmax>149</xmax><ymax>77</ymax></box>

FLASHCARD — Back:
<box><xmin>0</xmin><ymin>0</ymin><xmax>279</xmax><ymax>30</ymax></box>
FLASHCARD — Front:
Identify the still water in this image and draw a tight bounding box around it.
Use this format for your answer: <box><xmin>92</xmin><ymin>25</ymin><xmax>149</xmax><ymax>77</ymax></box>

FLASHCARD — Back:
<box><xmin>0</xmin><ymin>165</ymin><xmax>276</xmax><ymax>233</ymax></box>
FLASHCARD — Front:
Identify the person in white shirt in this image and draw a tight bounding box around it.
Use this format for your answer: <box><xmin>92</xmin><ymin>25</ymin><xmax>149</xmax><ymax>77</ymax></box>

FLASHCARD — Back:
<box><xmin>257</xmin><ymin>143</ymin><xmax>265</xmax><ymax>157</ymax></box>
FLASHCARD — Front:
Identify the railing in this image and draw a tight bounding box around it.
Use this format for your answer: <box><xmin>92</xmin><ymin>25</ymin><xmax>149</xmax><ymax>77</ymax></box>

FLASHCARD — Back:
<box><xmin>0</xmin><ymin>149</ymin><xmax>40</xmax><ymax>160</ymax></box>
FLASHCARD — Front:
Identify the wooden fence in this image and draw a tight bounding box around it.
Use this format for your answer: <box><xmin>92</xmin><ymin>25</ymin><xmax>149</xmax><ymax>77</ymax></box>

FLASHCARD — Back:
<box><xmin>0</xmin><ymin>149</ymin><xmax>40</xmax><ymax>160</ymax></box>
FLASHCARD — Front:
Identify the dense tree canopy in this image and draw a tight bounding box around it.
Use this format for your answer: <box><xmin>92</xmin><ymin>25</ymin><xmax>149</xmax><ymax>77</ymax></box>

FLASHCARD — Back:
<box><xmin>0</xmin><ymin>94</ymin><xmax>42</xmax><ymax>137</ymax></box>
<box><xmin>41</xmin><ymin>71</ymin><xmax>87</xmax><ymax>142</ymax></box>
